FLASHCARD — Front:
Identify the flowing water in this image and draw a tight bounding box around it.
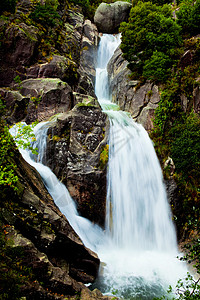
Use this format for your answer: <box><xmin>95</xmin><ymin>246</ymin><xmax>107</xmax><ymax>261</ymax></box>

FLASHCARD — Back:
<box><xmin>91</xmin><ymin>34</ymin><xmax>188</xmax><ymax>299</ymax></box>
<box><xmin>10</xmin><ymin>34</ymin><xmax>188</xmax><ymax>300</ymax></box>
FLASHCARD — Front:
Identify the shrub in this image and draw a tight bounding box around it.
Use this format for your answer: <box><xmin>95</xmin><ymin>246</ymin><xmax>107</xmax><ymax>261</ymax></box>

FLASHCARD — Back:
<box><xmin>120</xmin><ymin>1</ymin><xmax>182</xmax><ymax>79</ymax></box>
<box><xmin>171</xmin><ymin>112</ymin><xmax>200</xmax><ymax>180</ymax></box>
<box><xmin>143</xmin><ymin>51</ymin><xmax>172</xmax><ymax>82</ymax></box>
<box><xmin>30</xmin><ymin>4</ymin><xmax>61</xmax><ymax>28</ymax></box>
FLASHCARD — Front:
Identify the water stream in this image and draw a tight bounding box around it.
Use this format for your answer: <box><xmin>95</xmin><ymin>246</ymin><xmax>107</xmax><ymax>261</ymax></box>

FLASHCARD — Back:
<box><xmin>10</xmin><ymin>34</ymin><xmax>188</xmax><ymax>300</ymax></box>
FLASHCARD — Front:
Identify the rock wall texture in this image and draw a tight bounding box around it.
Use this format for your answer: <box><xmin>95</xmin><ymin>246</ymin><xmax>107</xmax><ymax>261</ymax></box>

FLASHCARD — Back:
<box><xmin>46</xmin><ymin>94</ymin><xmax>109</xmax><ymax>226</ymax></box>
<box><xmin>1</xmin><ymin>148</ymin><xmax>101</xmax><ymax>299</ymax></box>
<box><xmin>0</xmin><ymin>4</ymin><xmax>110</xmax><ymax>299</ymax></box>
<box><xmin>107</xmin><ymin>47</ymin><xmax>160</xmax><ymax>132</ymax></box>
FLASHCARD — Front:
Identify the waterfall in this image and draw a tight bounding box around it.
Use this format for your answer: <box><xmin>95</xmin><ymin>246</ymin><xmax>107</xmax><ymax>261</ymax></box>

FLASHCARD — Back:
<box><xmin>10</xmin><ymin>34</ymin><xmax>188</xmax><ymax>300</ymax></box>
<box><xmin>10</xmin><ymin>122</ymin><xmax>104</xmax><ymax>252</ymax></box>
<box><xmin>96</xmin><ymin>34</ymin><xmax>177</xmax><ymax>253</ymax></box>
<box><xmin>92</xmin><ymin>34</ymin><xmax>187</xmax><ymax>299</ymax></box>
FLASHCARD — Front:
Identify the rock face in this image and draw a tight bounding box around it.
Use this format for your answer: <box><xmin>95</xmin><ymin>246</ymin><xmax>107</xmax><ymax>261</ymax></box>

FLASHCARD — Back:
<box><xmin>107</xmin><ymin>47</ymin><xmax>160</xmax><ymax>131</ymax></box>
<box><xmin>77</xmin><ymin>20</ymin><xmax>99</xmax><ymax>97</ymax></box>
<box><xmin>2</xmin><ymin>78</ymin><xmax>74</xmax><ymax>124</ymax></box>
<box><xmin>94</xmin><ymin>1</ymin><xmax>132</xmax><ymax>34</ymax></box>
<box><xmin>1</xmin><ymin>148</ymin><xmax>100</xmax><ymax>299</ymax></box>
<box><xmin>0</xmin><ymin>22</ymin><xmax>39</xmax><ymax>86</ymax></box>
<box><xmin>46</xmin><ymin>94</ymin><xmax>109</xmax><ymax>226</ymax></box>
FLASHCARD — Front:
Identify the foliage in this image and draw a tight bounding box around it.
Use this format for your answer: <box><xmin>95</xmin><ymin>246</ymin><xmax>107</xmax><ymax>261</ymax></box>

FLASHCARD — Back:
<box><xmin>176</xmin><ymin>0</ymin><xmax>200</xmax><ymax>37</ymax></box>
<box><xmin>170</xmin><ymin>113</ymin><xmax>200</xmax><ymax>180</ymax></box>
<box><xmin>11</xmin><ymin>122</ymin><xmax>38</xmax><ymax>155</ymax></box>
<box><xmin>99</xmin><ymin>144</ymin><xmax>109</xmax><ymax>169</ymax></box>
<box><xmin>0</xmin><ymin>0</ymin><xmax>16</xmax><ymax>15</ymax></box>
<box><xmin>153</xmin><ymin>78</ymin><xmax>181</xmax><ymax>134</ymax></box>
<box><xmin>155</xmin><ymin>273</ymin><xmax>200</xmax><ymax>299</ymax></box>
<box><xmin>0</xmin><ymin>98</ymin><xmax>38</xmax><ymax>192</ymax></box>
<box><xmin>30</xmin><ymin>4</ymin><xmax>61</xmax><ymax>28</ymax></box>
<box><xmin>120</xmin><ymin>1</ymin><xmax>182</xmax><ymax>81</ymax></box>
<box><xmin>142</xmin><ymin>51</ymin><xmax>172</xmax><ymax>82</ymax></box>
<box><xmin>0</xmin><ymin>99</ymin><xmax>18</xmax><ymax>191</ymax></box>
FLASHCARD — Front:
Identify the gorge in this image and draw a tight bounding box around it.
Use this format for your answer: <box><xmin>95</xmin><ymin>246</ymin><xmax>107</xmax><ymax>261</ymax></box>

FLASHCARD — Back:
<box><xmin>10</xmin><ymin>34</ymin><xmax>188</xmax><ymax>300</ymax></box>
<box><xmin>1</xmin><ymin>0</ymin><xmax>200</xmax><ymax>299</ymax></box>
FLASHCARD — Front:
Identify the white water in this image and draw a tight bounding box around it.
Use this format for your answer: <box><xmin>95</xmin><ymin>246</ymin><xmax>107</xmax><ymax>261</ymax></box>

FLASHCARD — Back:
<box><xmin>10</xmin><ymin>34</ymin><xmax>188</xmax><ymax>300</ymax></box>
<box><xmin>92</xmin><ymin>34</ymin><xmax>188</xmax><ymax>299</ymax></box>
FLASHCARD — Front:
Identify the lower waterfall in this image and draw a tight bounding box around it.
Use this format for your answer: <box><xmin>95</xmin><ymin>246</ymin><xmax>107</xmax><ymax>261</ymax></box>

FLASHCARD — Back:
<box><xmin>10</xmin><ymin>34</ymin><xmax>188</xmax><ymax>299</ymax></box>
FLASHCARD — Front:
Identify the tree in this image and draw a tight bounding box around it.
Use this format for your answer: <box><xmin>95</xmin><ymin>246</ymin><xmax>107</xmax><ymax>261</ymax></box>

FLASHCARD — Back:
<box><xmin>120</xmin><ymin>1</ymin><xmax>182</xmax><ymax>81</ymax></box>
<box><xmin>143</xmin><ymin>51</ymin><xmax>172</xmax><ymax>82</ymax></box>
<box><xmin>176</xmin><ymin>0</ymin><xmax>200</xmax><ymax>37</ymax></box>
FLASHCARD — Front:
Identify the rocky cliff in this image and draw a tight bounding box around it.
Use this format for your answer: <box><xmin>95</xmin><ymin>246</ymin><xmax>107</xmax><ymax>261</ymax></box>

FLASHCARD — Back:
<box><xmin>0</xmin><ymin>1</ymin><xmax>111</xmax><ymax>299</ymax></box>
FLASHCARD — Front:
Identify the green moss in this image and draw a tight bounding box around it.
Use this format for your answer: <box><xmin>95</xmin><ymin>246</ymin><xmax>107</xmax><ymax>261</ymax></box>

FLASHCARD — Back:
<box><xmin>99</xmin><ymin>144</ymin><xmax>109</xmax><ymax>170</ymax></box>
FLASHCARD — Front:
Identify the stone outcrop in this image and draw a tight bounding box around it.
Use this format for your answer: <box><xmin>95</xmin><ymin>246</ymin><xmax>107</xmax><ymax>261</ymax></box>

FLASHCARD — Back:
<box><xmin>2</xmin><ymin>78</ymin><xmax>74</xmax><ymax>124</ymax></box>
<box><xmin>26</xmin><ymin>55</ymin><xmax>78</xmax><ymax>83</ymax></box>
<box><xmin>107</xmin><ymin>47</ymin><xmax>160</xmax><ymax>131</ymax></box>
<box><xmin>0</xmin><ymin>22</ymin><xmax>39</xmax><ymax>86</ymax></box>
<box><xmin>77</xmin><ymin>20</ymin><xmax>99</xmax><ymax>97</ymax></box>
<box><xmin>94</xmin><ymin>1</ymin><xmax>132</xmax><ymax>34</ymax></box>
<box><xmin>46</xmin><ymin>94</ymin><xmax>109</xmax><ymax>226</ymax></box>
<box><xmin>1</xmin><ymin>146</ymin><xmax>101</xmax><ymax>298</ymax></box>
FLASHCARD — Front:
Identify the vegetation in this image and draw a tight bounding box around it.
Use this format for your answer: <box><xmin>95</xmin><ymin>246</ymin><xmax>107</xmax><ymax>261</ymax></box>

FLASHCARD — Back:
<box><xmin>120</xmin><ymin>1</ymin><xmax>182</xmax><ymax>82</ymax></box>
<box><xmin>0</xmin><ymin>221</ymin><xmax>34</xmax><ymax>300</ymax></box>
<box><xmin>0</xmin><ymin>98</ymin><xmax>37</xmax><ymax>192</ymax></box>
<box><xmin>0</xmin><ymin>0</ymin><xmax>200</xmax><ymax>298</ymax></box>
<box><xmin>0</xmin><ymin>99</ymin><xmax>18</xmax><ymax>191</ymax></box>
<box><xmin>99</xmin><ymin>144</ymin><xmax>109</xmax><ymax>170</ymax></box>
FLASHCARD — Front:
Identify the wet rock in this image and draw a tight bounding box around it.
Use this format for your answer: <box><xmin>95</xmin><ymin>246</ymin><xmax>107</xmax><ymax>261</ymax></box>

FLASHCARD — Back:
<box><xmin>0</xmin><ymin>89</ymin><xmax>29</xmax><ymax>125</ymax></box>
<box><xmin>94</xmin><ymin>1</ymin><xmax>132</xmax><ymax>34</ymax></box>
<box><xmin>5</xmin><ymin>226</ymin><xmax>97</xmax><ymax>299</ymax></box>
<box><xmin>107</xmin><ymin>47</ymin><xmax>160</xmax><ymax>131</ymax></box>
<box><xmin>46</xmin><ymin>94</ymin><xmax>109</xmax><ymax>226</ymax></box>
<box><xmin>80</xmin><ymin>286</ymin><xmax>116</xmax><ymax>300</ymax></box>
<box><xmin>26</xmin><ymin>55</ymin><xmax>77</xmax><ymax>83</ymax></box>
<box><xmin>180</xmin><ymin>50</ymin><xmax>193</xmax><ymax>71</ymax></box>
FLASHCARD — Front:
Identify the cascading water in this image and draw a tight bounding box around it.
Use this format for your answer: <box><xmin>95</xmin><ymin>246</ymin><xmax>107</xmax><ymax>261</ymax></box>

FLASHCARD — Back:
<box><xmin>10</xmin><ymin>122</ymin><xmax>104</xmax><ymax>252</ymax></box>
<box><xmin>92</xmin><ymin>34</ymin><xmax>188</xmax><ymax>299</ymax></box>
<box><xmin>10</xmin><ymin>34</ymin><xmax>188</xmax><ymax>300</ymax></box>
<box><xmin>96</xmin><ymin>35</ymin><xmax>177</xmax><ymax>252</ymax></box>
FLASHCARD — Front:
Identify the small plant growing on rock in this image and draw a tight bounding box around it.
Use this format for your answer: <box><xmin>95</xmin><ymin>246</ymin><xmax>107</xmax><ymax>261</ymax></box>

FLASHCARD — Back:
<box><xmin>99</xmin><ymin>144</ymin><xmax>109</xmax><ymax>170</ymax></box>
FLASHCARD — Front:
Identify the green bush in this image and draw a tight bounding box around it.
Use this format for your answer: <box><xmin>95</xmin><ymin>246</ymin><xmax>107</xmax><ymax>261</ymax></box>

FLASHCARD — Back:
<box><xmin>177</xmin><ymin>0</ymin><xmax>200</xmax><ymax>37</ymax></box>
<box><xmin>120</xmin><ymin>1</ymin><xmax>182</xmax><ymax>79</ymax></box>
<box><xmin>143</xmin><ymin>51</ymin><xmax>172</xmax><ymax>82</ymax></box>
<box><xmin>30</xmin><ymin>4</ymin><xmax>61</xmax><ymax>28</ymax></box>
<box><xmin>171</xmin><ymin>113</ymin><xmax>200</xmax><ymax>180</ymax></box>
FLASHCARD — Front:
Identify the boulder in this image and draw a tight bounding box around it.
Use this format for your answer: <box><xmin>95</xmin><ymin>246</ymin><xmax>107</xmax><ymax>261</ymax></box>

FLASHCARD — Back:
<box><xmin>107</xmin><ymin>47</ymin><xmax>160</xmax><ymax>131</ymax></box>
<box><xmin>94</xmin><ymin>1</ymin><xmax>132</xmax><ymax>34</ymax></box>
<box><xmin>18</xmin><ymin>78</ymin><xmax>73</xmax><ymax>123</ymax></box>
<box><xmin>5</xmin><ymin>23</ymin><xmax>38</xmax><ymax>66</ymax></box>
<box><xmin>46</xmin><ymin>94</ymin><xmax>109</xmax><ymax>226</ymax></box>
